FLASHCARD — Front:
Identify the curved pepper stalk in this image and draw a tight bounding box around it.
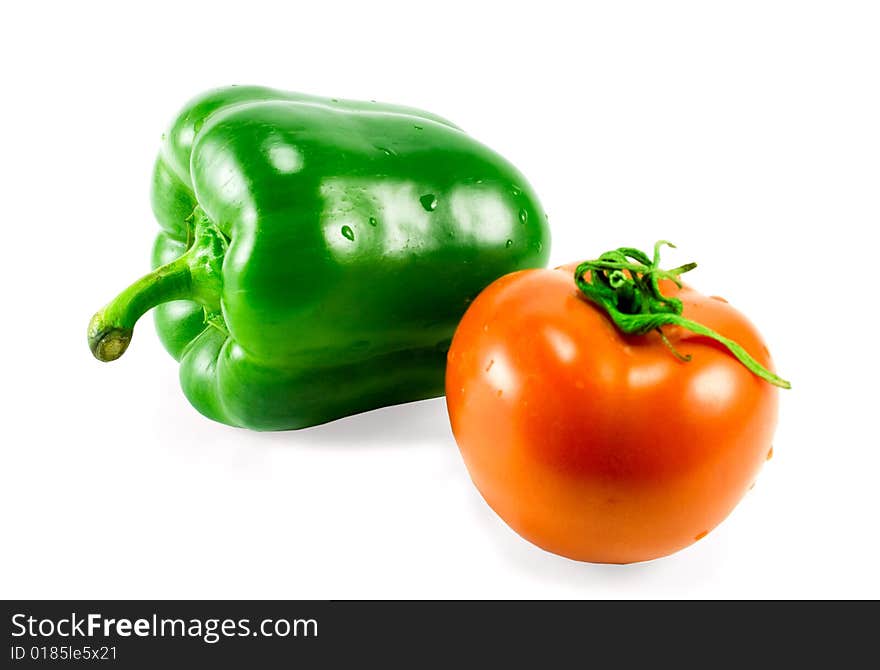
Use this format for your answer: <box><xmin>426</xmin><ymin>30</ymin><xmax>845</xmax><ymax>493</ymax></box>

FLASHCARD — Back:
<box><xmin>88</xmin><ymin>212</ymin><xmax>225</xmax><ymax>361</ymax></box>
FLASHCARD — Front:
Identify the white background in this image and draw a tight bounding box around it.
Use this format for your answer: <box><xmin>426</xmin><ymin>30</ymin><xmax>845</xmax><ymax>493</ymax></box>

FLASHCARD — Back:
<box><xmin>1</xmin><ymin>1</ymin><xmax>878</xmax><ymax>599</ymax></box>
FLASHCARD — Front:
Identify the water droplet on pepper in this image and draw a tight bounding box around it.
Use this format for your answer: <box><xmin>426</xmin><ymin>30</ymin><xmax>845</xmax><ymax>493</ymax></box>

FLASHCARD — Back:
<box><xmin>420</xmin><ymin>194</ymin><xmax>438</xmax><ymax>211</ymax></box>
<box><xmin>341</xmin><ymin>225</ymin><xmax>355</xmax><ymax>241</ymax></box>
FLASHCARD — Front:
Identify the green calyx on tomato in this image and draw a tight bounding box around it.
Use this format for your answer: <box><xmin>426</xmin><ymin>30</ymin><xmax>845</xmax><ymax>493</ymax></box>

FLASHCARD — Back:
<box><xmin>574</xmin><ymin>241</ymin><xmax>791</xmax><ymax>389</ymax></box>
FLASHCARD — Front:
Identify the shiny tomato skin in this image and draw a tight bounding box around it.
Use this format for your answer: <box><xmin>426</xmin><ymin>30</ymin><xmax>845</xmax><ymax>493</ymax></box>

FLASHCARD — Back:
<box><xmin>445</xmin><ymin>263</ymin><xmax>779</xmax><ymax>564</ymax></box>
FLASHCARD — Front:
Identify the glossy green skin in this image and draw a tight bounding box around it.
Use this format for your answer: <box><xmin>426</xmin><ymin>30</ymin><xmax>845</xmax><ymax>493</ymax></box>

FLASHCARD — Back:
<box><xmin>150</xmin><ymin>86</ymin><xmax>550</xmax><ymax>429</ymax></box>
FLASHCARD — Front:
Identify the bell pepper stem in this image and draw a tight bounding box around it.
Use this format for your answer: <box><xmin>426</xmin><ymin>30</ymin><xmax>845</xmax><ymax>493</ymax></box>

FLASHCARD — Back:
<box><xmin>88</xmin><ymin>257</ymin><xmax>194</xmax><ymax>361</ymax></box>
<box><xmin>88</xmin><ymin>211</ymin><xmax>226</xmax><ymax>362</ymax></box>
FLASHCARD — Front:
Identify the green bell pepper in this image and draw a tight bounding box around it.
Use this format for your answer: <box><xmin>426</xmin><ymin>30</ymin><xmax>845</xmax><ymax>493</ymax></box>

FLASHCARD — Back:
<box><xmin>88</xmin><ymin>86</ymin><xmax>550</xmax><ymax>429</ymax></box>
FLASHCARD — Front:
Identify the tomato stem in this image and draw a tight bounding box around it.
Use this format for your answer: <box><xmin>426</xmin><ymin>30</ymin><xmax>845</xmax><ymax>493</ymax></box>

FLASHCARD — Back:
<box><xmin>573</xmin><ymin>241</ymin><xmax>791</xmax><ymax>389</ymax></box>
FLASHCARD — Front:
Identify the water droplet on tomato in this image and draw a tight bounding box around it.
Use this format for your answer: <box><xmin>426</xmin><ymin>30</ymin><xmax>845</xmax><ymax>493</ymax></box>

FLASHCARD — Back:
<box><xmin>710</xmin><ymin>295</ymin><xmax>729</xmax><ymax>303</ymax></box>
<box><xmin>496</xmin><ymin>389</ymin><xmax>503</xmax><ymax>398</ymax></box>
<box><xmin>505</xmin><ymin>240</ymin><xmax>513</xmax><ymax>248</ymax></box>
<box><xmin>420</xmin><ymin>194</ymin><xmax>438</xmax><ymax>211</ymax></box>
<box><xmin>193</xmin><ymin>118</ymin><xmax>204</xmax><ymax>133</ymax></box>
<box><xmin>368</xmin><ymin>216</ymin><xmax>378</xmax><ymax>227</ymax></box>
<box><xmin>519</xmin><ymin>209</ymin><xmax>528</xmax><ymax>224</ymax></box>
<box><xmin>694</xmin><ymin>531</ymin><xmax>708</xmax><ymax>541</ymax></box>
<box><xmin>413</xmin><ymin>124</ymin><xmax>423</xmax><ymax>130</ymax></box>
<box><xmin>485</xmin><ymin>360</ymin><xmax>494</xmax><ymax>372</ymax></box>
<box><xmin>766</xmin><ymin>447</ymin><xmax>774</xmax><ymax>460</ymax></box>
<box><xmin>341</xmin><ymin>225</ymin><xmax>355</xmax><ymax>241</ymax></box>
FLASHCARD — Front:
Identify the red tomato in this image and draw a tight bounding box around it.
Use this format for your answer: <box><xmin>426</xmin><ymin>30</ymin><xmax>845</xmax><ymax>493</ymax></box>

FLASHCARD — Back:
<box><xmin>446</xmin><ymin>262</ymin><xmax>780</xmax><ymax>564</ymax></box>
